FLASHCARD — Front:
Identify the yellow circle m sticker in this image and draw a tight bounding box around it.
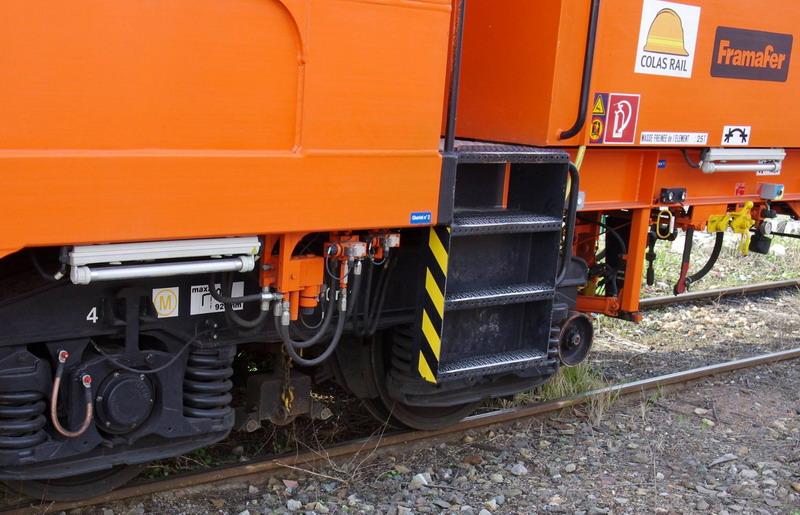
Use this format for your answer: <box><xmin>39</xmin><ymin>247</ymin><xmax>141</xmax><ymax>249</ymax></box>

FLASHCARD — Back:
<box><xmin>152</xmin><ymin>287</ymin><xmax>180</xmax><ymax>318</ymax></box>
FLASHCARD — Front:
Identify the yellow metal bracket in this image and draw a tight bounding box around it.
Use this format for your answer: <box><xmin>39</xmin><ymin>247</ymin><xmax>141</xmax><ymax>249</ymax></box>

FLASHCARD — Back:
<box><xmin>706</xmin><ymin>201</ymin><xmax>755</xmax><ymax>255</ymax></box>
<box><xmin>655</xmin><ymin>208</ymin><xmax>674</xmax><ymax>239</ymax></box>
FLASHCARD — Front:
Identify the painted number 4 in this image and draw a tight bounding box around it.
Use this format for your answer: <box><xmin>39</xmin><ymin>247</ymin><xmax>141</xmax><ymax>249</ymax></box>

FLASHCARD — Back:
<box><xmin>86</xmin><ymin>307</ymin><xmax>98</xmax><ymax>324</ymax></box>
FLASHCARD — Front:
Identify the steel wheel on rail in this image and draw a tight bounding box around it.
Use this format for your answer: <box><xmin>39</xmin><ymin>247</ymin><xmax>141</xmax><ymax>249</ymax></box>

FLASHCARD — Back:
<box><xmin>2</xmin><ymin>464</ymin><xmax>145</xmax><ymax>501</ymax></box>
<box><xmin>363</xmin><ymin>326</ymin><xmax>479</xmax><ymax>431</ymax></box>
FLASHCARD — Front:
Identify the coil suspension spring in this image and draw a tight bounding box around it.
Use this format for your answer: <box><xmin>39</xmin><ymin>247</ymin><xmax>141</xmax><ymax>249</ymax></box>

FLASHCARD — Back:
<box><xmin>0</xmin><ymin>391</ymin><xmax>47</xmax><ymax>450</ymax></box>
<box><xmin>183</xmin><ymin>346</ymin><xmax>235</xmax><ymax>419</ymax></box>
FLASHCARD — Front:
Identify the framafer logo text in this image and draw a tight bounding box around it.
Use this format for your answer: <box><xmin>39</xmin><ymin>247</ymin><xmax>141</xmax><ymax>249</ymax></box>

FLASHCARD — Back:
<box><xmin>711</xmin><ymin>27</ymin><xmax>793</xmax><ymax>82</ymax></box>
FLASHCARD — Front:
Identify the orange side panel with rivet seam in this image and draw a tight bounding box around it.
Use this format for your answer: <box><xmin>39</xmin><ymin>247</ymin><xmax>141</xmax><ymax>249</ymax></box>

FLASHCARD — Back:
<box><xmin>0</xmin><ymin>0</ymin><xmax>452</xmax><ymax>258</ymax></box>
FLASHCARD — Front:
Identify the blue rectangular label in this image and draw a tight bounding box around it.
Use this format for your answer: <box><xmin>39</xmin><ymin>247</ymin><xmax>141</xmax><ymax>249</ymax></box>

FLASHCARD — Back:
<box><xmin>657</xmin><ymin>159</ymin><xmax>667</xmax><ymax>169</ymax></box>
<box><xmin>410</xmin><ymin>211</ymin><xmax>432</xmax><ymax>225</ymax></box>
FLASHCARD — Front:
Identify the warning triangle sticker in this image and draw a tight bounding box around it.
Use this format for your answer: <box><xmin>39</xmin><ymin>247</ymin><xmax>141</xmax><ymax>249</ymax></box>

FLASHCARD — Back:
<box><xmin>592</xmin><ymin>94</ymin><xmax>605</xmax><ymax>115</ymax></box>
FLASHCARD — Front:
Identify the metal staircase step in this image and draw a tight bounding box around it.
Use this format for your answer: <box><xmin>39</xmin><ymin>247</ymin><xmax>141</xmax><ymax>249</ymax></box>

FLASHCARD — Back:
<box><xmin>445</xmin><ymin>283</ymin><xmax>554</xmax><ymax>311</ymax></box>
<box><xmin>438</xmin><ymin>349</ymin><xmax>548</xmax><ymax>380</ymax></box>
<box><xmin>451</xmin><ymin>210</ymin><xmax>562</xmax><ymax>236</ymax></box>
<box><xmin>442</xmin><ymin>139</ymin><xmax>570</xmax><ymax>164</ymax></box>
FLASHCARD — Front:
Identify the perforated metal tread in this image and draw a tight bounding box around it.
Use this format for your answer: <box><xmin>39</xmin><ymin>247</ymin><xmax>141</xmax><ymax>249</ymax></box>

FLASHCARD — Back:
<box><xmin>451</xmin><ymin>209</ymin><xmax>562</xmax><ymax>236</ymax></box>
<box><xmin>445</xmin><ymin>283</ymin><xmax>554</xmax><ymax>311</ymax></box>
<box><xmin>442</xmin><ymin>139</ymin><xmax>569</xmax><ymax>164</ymax></box>
<box><xmin>438</xmin><ymin>349</ymin><xmax>548</xmax><ymax>380</ymax></box>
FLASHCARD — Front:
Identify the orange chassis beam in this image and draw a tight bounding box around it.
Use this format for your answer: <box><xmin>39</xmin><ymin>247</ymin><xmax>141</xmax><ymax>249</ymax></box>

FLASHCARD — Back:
<box><xmin>571</xmin><ymin>148</ymin><xmax>799</xmax><ymax>321</ymax></box>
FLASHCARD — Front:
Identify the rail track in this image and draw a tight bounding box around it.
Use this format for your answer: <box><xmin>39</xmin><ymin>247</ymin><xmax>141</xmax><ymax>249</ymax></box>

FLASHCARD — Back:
<box><xmin>5</xmin><ymin>347</ymin><xmax>797</xmax><ymax>514</ymax></box>
<box><xmin>639</xmin><ymin>279</ymin><xmax>800</xmax><ymax>309</ymax></box>
<box><xmin>3</xmin><ymin>279</ymin><xmax>799</xmax><ymax>513</ymax></box>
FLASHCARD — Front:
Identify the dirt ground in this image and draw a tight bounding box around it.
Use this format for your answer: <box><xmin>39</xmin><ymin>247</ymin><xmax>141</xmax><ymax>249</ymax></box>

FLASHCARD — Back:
<box><xmin>591</xmin><ymin>289</ymin><xmax>800</xmax><ymax>382</ymax></box>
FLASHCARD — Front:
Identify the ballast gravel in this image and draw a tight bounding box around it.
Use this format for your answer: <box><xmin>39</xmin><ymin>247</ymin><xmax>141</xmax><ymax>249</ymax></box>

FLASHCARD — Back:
<box><xmin>61</xmin><ymin>358</ymin><xmax>798</xmax><ymax>515</ymax></box>
<box><xmin>29</xmin><ymin>290</ymin><xmax>800</xmax><ymax>514</ymax></box>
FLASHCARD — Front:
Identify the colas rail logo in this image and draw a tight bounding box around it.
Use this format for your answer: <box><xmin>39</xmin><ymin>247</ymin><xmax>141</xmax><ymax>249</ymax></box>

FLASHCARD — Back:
<box><xmin>711</xmin><ymin>27</ymin><xmax>793</xmax><ymax>82</ymax></box>
<box><xmin>635</xmin><ymin>0</ymin><xmax>701</xmax><ymax>79</ymax></box>
<box><xmin>644</xmin><ymin>9</ymin><xmax>688</xmax><ymax>58</ymax></box>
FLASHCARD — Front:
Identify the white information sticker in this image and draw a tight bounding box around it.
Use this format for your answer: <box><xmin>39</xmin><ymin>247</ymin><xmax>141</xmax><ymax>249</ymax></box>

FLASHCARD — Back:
<box><xmin>190</xmin><ymin>282</ymin><xmax>244</xmax><ymax>315</ymax></box>
<box><xmin>640</xmin><ymin>131</ymin><xmax>708</xmax><ymax>145</ymax></box>
<box><xmin>721</xmin><ymin>125</ymin><xmax>751</xmax><ymax>146</ymax></box>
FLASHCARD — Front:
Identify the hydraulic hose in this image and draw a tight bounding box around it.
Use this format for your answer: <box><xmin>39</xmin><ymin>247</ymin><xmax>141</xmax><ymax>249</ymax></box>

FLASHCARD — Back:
<box><xmin>559</xmin><ymin>0</ymin><xmax>601</xmax><ymax>140</ymax></box>
<box><xmin>207</xmin><ymin>274</ymin><xmax>264</xmax><ymax>304</ymax></box>
<box><xmin>275</xmin><ymin>269</ymin><xmax>362</xmax><ymax>367</ymax></box>
<box><xmin>681</xmin><ymin>148</ymin><xmax>701</xmax><ymax>169</ymax></box>
<box><xmin>220</xmin><ymin>274</ymin><xmax>269</xmax><ymax>329</ymax></box>
<box><xmin>50</xmin><ymin>351</ymin><xmax>93</xmax><ymax>438</ymax></box>
<box><xmin>30</xmin><ymin>246</ymin><xmax>69</xmax><ymax>281</ymax></box>
<box><xmin>685</xmin><ymin>232</ymin><xmax>725</xmax><ymax>287</ymax></box>
<box><xmin>365</xmin><ymin>254</ymin><xmax>396</xmax><ymax>336</ymax></box>
<box><xmin>556</xmin><ymin>162</ymin><xmax>580</xmax><ymax>285</ymax></box>
<box><xmin>278</xmin><ymin>307</ymin><xmax>347</xmax><ymax>367</ymax></box>
<box><xmin>354</xmin><ymin>253</ymin><xmax>397</xmax><ymax>337</ymax></box>
<box><xmin>577</xmin><ymin>216</ymin><xmax>628</xmax><ymax>255</ymax></box>
<box><xmin>577</xmin><ymin>216</ymin><xmax>627</xmax><ymax>297</ymax></box>
<box><xmin>92</xmin><ymin>330</ymin><xmax>212</xmax><ymax>375</ymax></box>
<box><xmin>353</xmin><ymin>262</ymin><xmax>374</xmax><ymax>336</ymax></box>
<box><xmin>279</xmin><ymin>284</ymin><xmax>338</xmax><ymax>350</ymax></box>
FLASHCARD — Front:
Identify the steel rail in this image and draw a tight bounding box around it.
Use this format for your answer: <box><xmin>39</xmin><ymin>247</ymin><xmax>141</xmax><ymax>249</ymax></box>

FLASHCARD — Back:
<box><xmin>9</xmin><ymin>346</ymin><xmax>799</xmax><ymax>514</ymax></box>
<box><xmin>639</xmin><ymin>279</ymin><xmax>800</xmax><ymax>309</ymax></box>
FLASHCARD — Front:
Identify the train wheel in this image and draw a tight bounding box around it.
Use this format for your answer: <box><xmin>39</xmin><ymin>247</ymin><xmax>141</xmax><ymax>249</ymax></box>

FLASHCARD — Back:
<box><xmin>364</xmin><ymin>326</ymin><xmax>479</xmax><ymax>431</ymax></box>
<box><xmin>2</xmin><ymin>464</ymin><xmax>145</xmax><ymax>501</ymax></box>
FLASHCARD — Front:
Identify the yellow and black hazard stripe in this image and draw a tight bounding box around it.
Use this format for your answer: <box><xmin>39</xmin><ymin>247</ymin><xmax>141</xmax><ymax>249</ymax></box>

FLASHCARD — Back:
<box><xmin>417</xmin><ymin>225</ymin><xmax>449</xmax><ymax>383</ymax></box>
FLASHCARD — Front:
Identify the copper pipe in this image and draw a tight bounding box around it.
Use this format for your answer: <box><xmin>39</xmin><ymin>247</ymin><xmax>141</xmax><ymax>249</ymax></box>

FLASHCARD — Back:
<box><xmin>49</xmin><ymin>355</ymin><xmax>94</xmax><ymax>439</ymax></box>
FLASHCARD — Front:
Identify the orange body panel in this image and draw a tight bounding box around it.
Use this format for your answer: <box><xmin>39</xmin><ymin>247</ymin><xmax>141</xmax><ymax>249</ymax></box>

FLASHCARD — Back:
<box><xmin>455</xmin><ymin>0</ymin><xmax>800</xmax><ymax>318</ymax></box>
<box><xmin>458</xmin><ymin>0</ymin><xmax>800</xmax><ymax>148</ymax></box>
<box><xmin>575</xmin><ymin>149</ymin><xmax>800</xmax><ymax>210</ymax></box>
<box><xmin>0</xmin><ymin>0</ymin><xmax>451</xmax><ymax>258</ymax></box>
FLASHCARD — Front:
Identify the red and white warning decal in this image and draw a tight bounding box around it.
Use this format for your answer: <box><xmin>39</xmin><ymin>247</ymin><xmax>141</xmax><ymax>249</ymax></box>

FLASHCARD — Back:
<box><xmin>589</xmin><ymin>93</ymin><xmax>608</xmax><ymax>143</ymax></box>
<box><xmin>604</xmin><ymin>93</ymin><xmax>641</xmax><ymax>145</ymax></box>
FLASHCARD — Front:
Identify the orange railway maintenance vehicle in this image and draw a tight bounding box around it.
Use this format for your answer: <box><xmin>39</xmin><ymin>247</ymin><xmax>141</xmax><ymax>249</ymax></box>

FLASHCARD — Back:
<box><xmin>0</xmin><ymin>0</ymin><xmax>797</xmax><ymax>500</ymax></box>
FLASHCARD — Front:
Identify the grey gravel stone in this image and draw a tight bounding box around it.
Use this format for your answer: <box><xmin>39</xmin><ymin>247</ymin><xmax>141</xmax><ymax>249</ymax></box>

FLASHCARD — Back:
<box><xmin>432</xmin><ymin>499</ymin><xmax>451</xmax><ymax>509</ymax></box>
<box><xmin>697</xmin><ymin>485</ymin><xmax>717</xmax><ymax>495</ymax></box>
<box><xmin>510</xmin><ymin>463</ymin><xmax>528</xmax><ymax>476</ymax></box>
<box><xmin>409</xmin><ymin>473</ymin><xmax>428</xmax><ymax>490</ymax></box>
